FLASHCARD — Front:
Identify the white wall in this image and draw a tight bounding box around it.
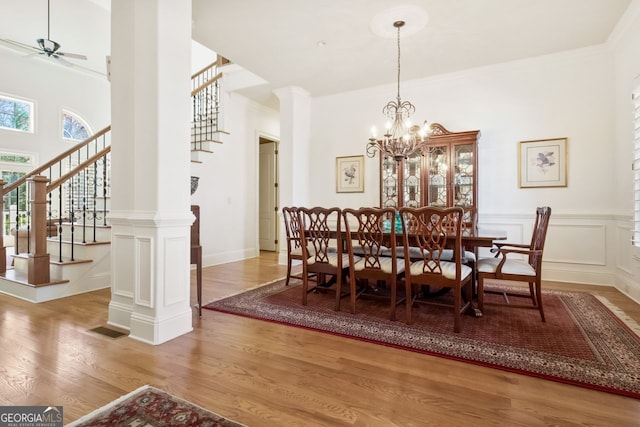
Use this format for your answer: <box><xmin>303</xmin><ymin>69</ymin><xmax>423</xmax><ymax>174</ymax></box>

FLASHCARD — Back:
<box><xmin>612</xmin><ymin>0</ymin><xmax>640</xmax><ymax>302</ymax></box>
<box><xmin>190</xmin><ymin>92</ymin><xmax>280</xmax><ymax>267</ymax></box>
<box><xmin>310</xmin><ymin>46</ymin><xmax>615</xmax><ymax>214</ymax></box>
<box><xmin>0</xmin><ymin>49</ymin><xmax>110</xmax><ymax>163</ymax></box>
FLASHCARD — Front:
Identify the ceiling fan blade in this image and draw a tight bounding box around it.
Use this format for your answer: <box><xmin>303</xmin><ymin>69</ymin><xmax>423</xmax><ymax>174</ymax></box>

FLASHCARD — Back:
<box><xmin>0</xmin><ymin>38</ymin><xmax>41</xmax><ymax>54</ymax></box>
<box><xmin>57</xmin><ymin>51</ymin><xmax>87</xmax><ymax>60</ymax></box>
<box><xmin>53</xmin><ymin>55</ymin><xmax>73</xmax><ymax>67</ymax></box>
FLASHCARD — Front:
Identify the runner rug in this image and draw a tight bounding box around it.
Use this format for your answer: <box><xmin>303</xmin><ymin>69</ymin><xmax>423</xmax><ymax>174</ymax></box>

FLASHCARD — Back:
<box><xmin>67</xmin><ymin>385</ymin><xmax>246</xmax><ymax>426</ymax></box>
<box><xmin>204</xmin><ymin>279</ymin><xmax>640</xmax><ymax>399</ymax></box>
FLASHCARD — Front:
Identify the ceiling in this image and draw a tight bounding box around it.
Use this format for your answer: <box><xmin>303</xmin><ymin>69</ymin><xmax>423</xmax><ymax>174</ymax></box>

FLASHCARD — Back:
<box><xmin>0</xmin><ymin>0</ymin><xmax>633</xmax><ymax>110</ymax></box>
<box><xmin>192</xmin><ymin>0</ymin><xmax>632</xmax><ymax>108</ymax></box>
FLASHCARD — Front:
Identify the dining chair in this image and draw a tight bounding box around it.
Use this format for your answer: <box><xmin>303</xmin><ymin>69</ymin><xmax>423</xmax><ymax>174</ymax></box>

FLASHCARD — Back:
<box><xmin>297</xmin><ymin>207</ymin><xmax>354</xmax><ymax>310</ymax></box>
<box><xmin>438</xmin><ymin>206</ymin><xmax>479</xmax><ymax>290</ymax></box>
<box><xmin>399</xmin><ymin>206</ymin><xmax>473</xmax><ymax>332</ymax></box>
<box><xmin>476</xmin><ymin>206</ymin><xmax>552</xmax><ymax>321</ymax></box>
<box><xmin>342</xmin><ymin>207</ymin><xmax>405</xmax><ymax>320</ymax></box>
<box><xmin>190</xmin><ymin>205</ymin><xmax>203</xmax><ymax>317</ymax></box>
<box><xmin>282</xmin><ymin>206</ymin><xmax>314</xmax><ymax>287</ymax></box>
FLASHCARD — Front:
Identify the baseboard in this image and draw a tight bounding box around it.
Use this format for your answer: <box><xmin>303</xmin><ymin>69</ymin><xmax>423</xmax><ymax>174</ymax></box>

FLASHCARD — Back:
<box><xmin>203</xmin><ymin>248</ymin><xmax>258</xmax><ymax>267</ymax></box>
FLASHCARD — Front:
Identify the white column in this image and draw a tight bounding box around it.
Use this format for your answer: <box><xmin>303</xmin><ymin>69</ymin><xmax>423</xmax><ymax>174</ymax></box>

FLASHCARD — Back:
<box><xmin>108</xmin><ymin>0</ymin><xmax>193</xmax><ymax>344</ymax></box>
<box><xmin>273</xmin><ymin>86</ymin><xmax>311</xmax><ymax>265</ymax></box>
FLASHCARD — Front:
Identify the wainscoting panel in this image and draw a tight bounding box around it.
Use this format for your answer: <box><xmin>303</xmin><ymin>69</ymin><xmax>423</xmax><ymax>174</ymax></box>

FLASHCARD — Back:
<box><xmin>135</xmin><ymin>237</ymin><xmax>153</xmax><ymax>308</ymax></box>
<box><xmin>112</xmin><ymin>234</ymin><xmax>135</xmax><ymax>299</ymax></box>
<box><xmin>544</xmin><ymin>224</ymin><xmax>606</xmax><ymax>265</ymax></box>
<box><xmin>479</xmin><ymin>212</ymin><xmax>615</xmax><ymax>286</ymax></box>
<box><xmin>616</xmin><ymin>221</ymin><xmax>632</xmax><ymax>274</ymax></box>
<box><xmin>475</xmin><ymin>221</ymin><xmax>526</xmax><ymax>259</ymax></box>
<box><xmin>164</xmin><ymin>235</ymin><xmax>189</xmax><ymax>306</ymax></box>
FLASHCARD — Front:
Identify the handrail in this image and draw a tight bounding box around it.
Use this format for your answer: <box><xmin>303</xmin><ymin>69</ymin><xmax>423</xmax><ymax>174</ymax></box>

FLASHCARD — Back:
<box><xmin>2</xmin><ymin>125</ymin><xmax>111</xmax><ymax>195</ymax></box>
<box><xmin>191</xmin><ymin>72</ymin><xmax>223</xmax><ymax>97</ymax></box>
<box><xmin>191</xmin><ymin>62</ymin><xmax>217</xmax><ymax>80</ymax></box>
<box><xmin>47</xmin><ymin>146</ymin><xmax>111</xmax><ymax>193</ymax></box>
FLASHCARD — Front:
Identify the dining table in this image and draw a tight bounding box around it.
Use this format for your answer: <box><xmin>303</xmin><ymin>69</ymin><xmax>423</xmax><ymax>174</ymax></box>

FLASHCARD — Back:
<box><xmin>332</xmin><ymin>226</ymin><xmax>508</xmax><ymax>316</ymax></box>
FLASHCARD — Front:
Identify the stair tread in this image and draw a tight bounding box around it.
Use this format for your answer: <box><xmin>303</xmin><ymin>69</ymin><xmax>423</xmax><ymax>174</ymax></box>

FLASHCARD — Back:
<box><xmin>0</xmin><ymin>269</ymin><xmax>69</xmax><ymax>287</ymax></box>
<box><xmin>45</xmin><ymin>238</ymin><xmax>111</xmax><ymax>245</ymax></box>
<box><xmin>12</xmin><ymin>253</ymin><xmax>93</xmax><ymax>264</ymax></box>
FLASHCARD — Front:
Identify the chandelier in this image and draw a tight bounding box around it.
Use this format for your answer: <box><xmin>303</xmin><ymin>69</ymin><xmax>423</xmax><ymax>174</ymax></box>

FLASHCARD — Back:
<box><xmin>366</xmin><ymin>20</ymin><xmax>430</xmax><ymax>162</ymax></box>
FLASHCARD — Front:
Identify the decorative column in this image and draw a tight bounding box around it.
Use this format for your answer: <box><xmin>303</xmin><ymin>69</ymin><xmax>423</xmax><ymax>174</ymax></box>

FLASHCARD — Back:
<box><xmin>108</xmin><ymin>0</ymin><xmax>193</xmax><ymax>344</ymax></box>
<box><xmin>273</xmin><ymin>86</ymin><xmax>312</xmax><ymax>265</ymax></box>
<box><xmin>27</xmin><ymin>175</ymin><xmax>50</xmax><ymax>284</ymax></box>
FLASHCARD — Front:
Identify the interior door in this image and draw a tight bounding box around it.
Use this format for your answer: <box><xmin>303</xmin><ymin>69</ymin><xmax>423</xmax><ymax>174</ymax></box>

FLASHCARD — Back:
<box><xmin>259</xmin><ymin>140</ymin><xmax>278</xmax><ymax>251</ymax></box>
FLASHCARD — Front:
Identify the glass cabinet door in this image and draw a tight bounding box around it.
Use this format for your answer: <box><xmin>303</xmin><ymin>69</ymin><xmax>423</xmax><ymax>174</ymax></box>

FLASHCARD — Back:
<box><xmin>379</xmin><ymin>124</ymin><xmax>480</xmax><ymax>210</ymax></box>
<box><xmin>381</xmin><ymin>155</ymin><xmax>399</xmax><ymax>208</ymax></box>
<box><xmin>453</xmin><ymin>143</ymin><xmax>474</xmax><ymax>207</ymax></box>
<box><xmin>426</xmin><ymin>145</ymin><xmax>449</xmax><ymax>207</ymax></box>
<box><xmin>403</xmin><ymin>156</ymin><xmax>421</xmax><ymax>207</ymax></box>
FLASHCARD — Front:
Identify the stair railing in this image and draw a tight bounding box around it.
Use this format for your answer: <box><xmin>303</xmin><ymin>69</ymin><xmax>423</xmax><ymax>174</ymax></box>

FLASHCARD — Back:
<box><xmin>1</xmin><ymin>126</ymin><xmax>111</xmax><ymax>276</ymax></box>
<box><xmin>191</xmin><ymin>62</ymin><xmax>223</xmax><ymax>150</ymax></box>
<box><xmin>47</xmin><ymin>146</ymin><xmax>111</xmax><ymax>262</ymax></box>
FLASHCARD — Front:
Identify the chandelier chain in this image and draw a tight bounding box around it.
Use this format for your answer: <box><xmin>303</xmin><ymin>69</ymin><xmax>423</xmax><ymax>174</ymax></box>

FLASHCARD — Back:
<box><xmin>396</xmin><ymin>23</ymin><xmax>401</xmax><ymax>99</ymax></box>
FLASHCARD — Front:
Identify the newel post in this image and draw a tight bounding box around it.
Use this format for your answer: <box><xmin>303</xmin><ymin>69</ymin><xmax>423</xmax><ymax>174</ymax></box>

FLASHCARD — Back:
<box><xmin>0</xmin><ymin>179</ymin><xmax>5</xmax><ymax>274</ymax></box>
<box><xmin>27</xmin><ymin>175</ymin><xmax>50</xmax><ymax>284</ymax></box>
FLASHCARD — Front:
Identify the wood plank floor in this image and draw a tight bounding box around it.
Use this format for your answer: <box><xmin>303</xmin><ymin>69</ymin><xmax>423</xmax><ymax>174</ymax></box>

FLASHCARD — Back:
<box><xmin>1</xmin><ymin>251</ymin><xmax>639</xmax><ymax>426</ymax></box>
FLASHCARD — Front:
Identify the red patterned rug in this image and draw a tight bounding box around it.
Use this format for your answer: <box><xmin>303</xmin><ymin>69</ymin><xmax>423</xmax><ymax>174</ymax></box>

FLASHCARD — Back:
<box><xmin>204</xmin><ymin>279</ymin><xmax>640</xmax><ymax>399</ymax></box>
<box><xmin>67</xmin><ymin>385</ymin><xmax>245</xmax><ymax>426</ymax></box>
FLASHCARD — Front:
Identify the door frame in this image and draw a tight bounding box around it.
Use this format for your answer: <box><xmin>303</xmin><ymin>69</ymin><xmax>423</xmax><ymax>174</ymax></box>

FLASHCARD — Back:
<box><xmin>257</xmin><ymin>132</ymin><xmax>280</xmax><ymax>253</ymax></box>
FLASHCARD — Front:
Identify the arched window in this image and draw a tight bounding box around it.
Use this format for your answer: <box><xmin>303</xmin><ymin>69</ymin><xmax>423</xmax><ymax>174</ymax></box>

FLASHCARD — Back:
<box><xmin>62</xmin><ymin>110</ymin><xmax>91</xmax><ymax>142</ymax></box>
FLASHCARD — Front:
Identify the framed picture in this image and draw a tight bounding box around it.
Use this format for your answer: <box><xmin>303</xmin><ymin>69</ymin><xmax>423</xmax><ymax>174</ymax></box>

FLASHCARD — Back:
<box><xmin>519</xmin><ymin>138</ymin><xmax>568</xmax><ymax>188</ymax></box>
<box><xmin>336</xmin><ymin>155</ymin><xmax>364</xmax><ymax>193</ymax></box>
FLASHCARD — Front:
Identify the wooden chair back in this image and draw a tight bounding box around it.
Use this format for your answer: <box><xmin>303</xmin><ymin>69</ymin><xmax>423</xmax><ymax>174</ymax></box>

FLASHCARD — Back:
<box><xmin>401</xmin><ymin>206</ymin><xmax>464</xmax><ymax>280</ymax></box>
<box><xmin>282</xmin><ymin>206</ymin><xmax>302</xmax><ymax>252</ymax></box>
<box><xmin>342</xmin><ymin>207</ymin><xmax>396</xmax><ymax>271</ymax></box>
<box><xmin>528</xmin><ymin>206</ymin><xmax>552</xmax><ymax>268</ymax></box>
<box><xmin>190</xmin><ymin>205</ymin><xmax>203</xmax><ymax>316</ymax></box>
<box><xmin>298</xmin><ymin>207</ymin><xmax>342</xmax><ymax>266</ymax></box>
<box><xmin>297</xmin><ymin>207</ymin><xmax>347</xmax><ymax>310</ymax></box>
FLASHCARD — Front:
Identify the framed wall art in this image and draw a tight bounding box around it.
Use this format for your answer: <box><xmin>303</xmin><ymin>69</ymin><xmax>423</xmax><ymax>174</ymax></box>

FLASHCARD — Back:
<box><xmin>336</xmin><ymin>155</ymin><xmax>364</xmax><ymax>193</ymax></box>
<box><xmin>519</xmin><ymin>138</ymin><xmax>568</xmax><ymax>188</ymax></box>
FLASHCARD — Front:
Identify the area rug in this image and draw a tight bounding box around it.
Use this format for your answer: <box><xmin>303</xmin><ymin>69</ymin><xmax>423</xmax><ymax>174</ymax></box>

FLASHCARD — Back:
<box><xmin>204</xmin><ymin>279</ymin><xmax>640</xmax><ymax>399</ymax></box>
<box><xmin>67</xmin><ymin>385</ymin><xmax>246</xmax><ymax>426</ymax></box>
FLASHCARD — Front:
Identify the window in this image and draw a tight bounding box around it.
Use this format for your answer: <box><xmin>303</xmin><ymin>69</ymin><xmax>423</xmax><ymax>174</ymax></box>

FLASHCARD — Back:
<box><xmin>0</xmin><ymin>151</ymin><xmax>36</xmax><ymax>234</ymax></box>
<box><xmin>633</xmin><ymin>76</ymin><xmax>640</xmax><ymax>246</ymax></box>
<box><xmin>0</xmin><ymin>94</ymin><xmax>34</xmax><ymax>133</ymax></box>
<box><xmin>62</xmin><ymin>110</ymin><xmax>91</xmax><ymax>141</ymax></box>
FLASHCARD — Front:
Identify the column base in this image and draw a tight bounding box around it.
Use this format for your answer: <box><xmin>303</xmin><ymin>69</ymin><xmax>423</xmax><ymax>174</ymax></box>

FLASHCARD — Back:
<box><xmin>28</xmin><ymin>253</ymin><xmax>50</xmax><ymax>284</ymax></box>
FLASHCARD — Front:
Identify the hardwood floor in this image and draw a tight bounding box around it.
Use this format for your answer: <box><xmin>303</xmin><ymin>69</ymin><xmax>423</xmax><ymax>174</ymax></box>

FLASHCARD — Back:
<box><xmin>1</xmin><ymin>251</ymin><xmax>639</xmax><ymax>426</ymax></box>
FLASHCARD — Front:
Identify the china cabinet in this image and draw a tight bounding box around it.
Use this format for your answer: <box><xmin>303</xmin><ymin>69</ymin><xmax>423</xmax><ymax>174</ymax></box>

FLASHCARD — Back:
<box><xmin>379</xmin><ymin>123</ymin><xmax>481</xmax><ymax>209</ymax></box>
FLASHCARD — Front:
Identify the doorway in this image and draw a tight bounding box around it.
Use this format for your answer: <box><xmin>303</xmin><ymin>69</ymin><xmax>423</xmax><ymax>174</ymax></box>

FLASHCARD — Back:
<box><xmin>258</xmin><ymin>136</ymin><xmax>279</xmax><ymax>251</ymax></box>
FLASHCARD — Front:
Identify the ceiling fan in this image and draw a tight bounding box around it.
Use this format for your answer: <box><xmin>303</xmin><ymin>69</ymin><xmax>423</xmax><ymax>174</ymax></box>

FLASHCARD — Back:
<box><xmin>1</xmin><ymin>0</ymin><xmax>87</xmax><ymax>66</ymax></box>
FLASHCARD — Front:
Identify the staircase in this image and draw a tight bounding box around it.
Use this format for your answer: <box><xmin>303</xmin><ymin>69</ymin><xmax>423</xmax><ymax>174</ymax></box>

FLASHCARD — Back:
<box><xmin>190</xmin><ymin>57</ymin><xmax>229</xmax><ymax>162</ymax></box>
<box><xmin>0</xmin><ymin>60</ymin><xmax>227</xmax><ymax>303</ymax></box>
<box><xmin>0</xmin><ymin>127</ymin><xmax>112</xmax><ymax>302</ymax></box>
